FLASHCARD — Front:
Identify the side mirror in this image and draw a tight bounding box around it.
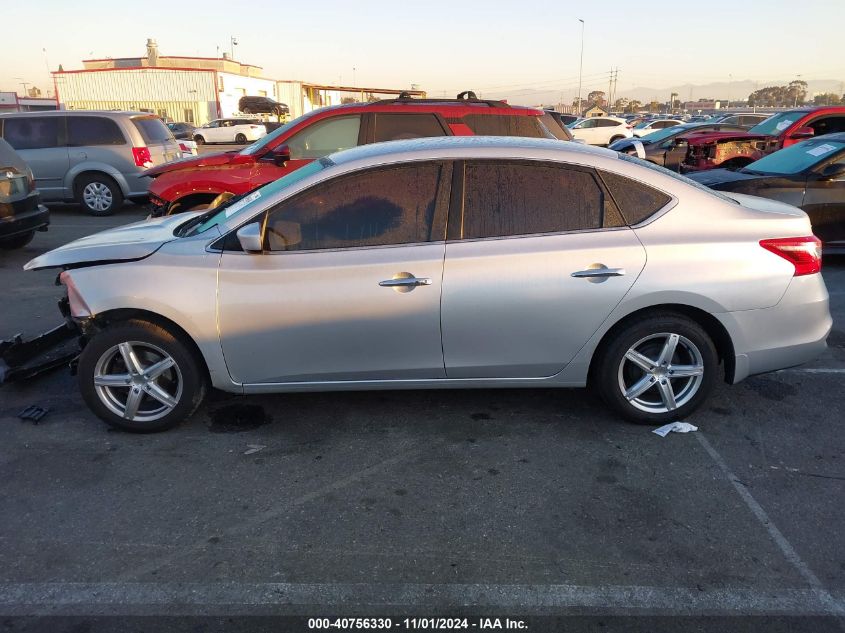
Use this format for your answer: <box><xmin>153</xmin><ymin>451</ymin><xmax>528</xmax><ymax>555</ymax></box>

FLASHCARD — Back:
<box><xmin>821</xmin><ymin>163</ymin><xmax>845</xmax><ymax>180</ymax></box>
<box><xmin>271</xmin><ymin>145</ymin><xmax>291</xmax><ymax>166</ymax></box>
<box><xmin>791</xmin><ymin>126</ymin><xmax>814</xmax><ymax>140</ymax></box>
<box><xmin>236</xmin><ymin>222</ymin><xmax>263</xmax><ymax>253</ymax></box>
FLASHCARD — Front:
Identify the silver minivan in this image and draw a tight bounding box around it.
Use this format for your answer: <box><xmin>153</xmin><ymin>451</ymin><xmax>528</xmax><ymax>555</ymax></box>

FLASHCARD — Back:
<box><xmin>0</xmin><ymin>111</ymin><xmax>182</xmax><ymax>216</ymax></box>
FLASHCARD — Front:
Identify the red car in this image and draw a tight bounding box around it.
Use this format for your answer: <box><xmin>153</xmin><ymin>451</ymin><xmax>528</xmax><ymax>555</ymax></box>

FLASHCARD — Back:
<box><xmin>681</xmin><ymin>106</ymin><xmax>845</xmax><ymax>172</ymax></box>
<box><xmin>146</xmin><ymin>92</ymin><xmax>572</xmax><ymax>215</ymax></box>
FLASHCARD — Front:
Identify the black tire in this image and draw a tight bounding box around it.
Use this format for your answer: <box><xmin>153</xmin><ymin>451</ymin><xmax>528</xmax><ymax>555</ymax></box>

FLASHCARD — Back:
<box><xmin>78</xmin><ymin>319</ymin><xmax>207</xmax><ymax>433</ymax></box>
<box><xmin>76</xmin><ymin>173</ymin><xmax>123</xmax><ymax>216</ymax></box>
<box><xmin>593</xmin><ymin>312</ymin><xmax>718</xmax><ymax>425</ymax></box>
<box><xmin>0</xmin><ymin>231</ymin><xmax>35</xmax><ymax>250</ymax></box>
<box><xmin>609</xmin><ymin>135</ymin><xmax>625</xmax><ymax>144</ymax></box>
<box><xmin>235</xmin><ymin>133</ymin><xmax>247</xmax><ymax>144</ymax></box>
<box><xmin>194</xmin><ymin>135</ymin><xmax>205</xmax><ymax>145</ymax></box>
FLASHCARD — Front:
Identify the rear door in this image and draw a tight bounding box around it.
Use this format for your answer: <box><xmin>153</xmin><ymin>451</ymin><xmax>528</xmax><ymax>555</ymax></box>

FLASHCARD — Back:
<box><xmin>440</xmin><ymin>160</ymin><xmax>647</xmax><ymax>378</ymax></box>
<box><xmin>131</xmin><ymin>115</ymin><xmax>181</xmax><ymax>165</ymax></box>
<box><xmin>218</xmin><ymin>161</ymin><xmax>451</xmax><ymax>384</ymax></box>
<box><xmin>0</xmin><ymin>116</ymin><xmax>68</xmax><ymax>200</ymax></box>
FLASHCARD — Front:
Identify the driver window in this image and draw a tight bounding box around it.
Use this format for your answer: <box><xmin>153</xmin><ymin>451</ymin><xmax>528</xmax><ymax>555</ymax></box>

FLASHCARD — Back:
<box><xmin>264</xmin><ymin>162</ymin><xmax>446</xmax><ymax>251</ymax></box>
<box><xmin>810</xmin><ymin>116</ymin><xmax>845</xmax><ymax>136</ymax></box>
<box><xmin>286</xmin><ymin>115</ymin><xmax>362</xmax><ymax>160</ymax></box>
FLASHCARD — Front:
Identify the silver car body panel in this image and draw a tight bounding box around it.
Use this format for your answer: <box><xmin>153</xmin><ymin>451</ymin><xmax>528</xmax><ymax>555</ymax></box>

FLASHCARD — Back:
<box><xmin>29</xmin><ymin>137</ymin><xmax>831</xmax><ymax>394</ymax></box>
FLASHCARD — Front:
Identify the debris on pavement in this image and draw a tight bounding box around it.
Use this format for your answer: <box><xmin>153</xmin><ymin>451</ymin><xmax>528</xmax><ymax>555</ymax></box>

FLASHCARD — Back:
<box><xmin>18</xmin><ymin>405</ymin><xmax>50</xmax><ymax>424</ymax></box>
<box><xmin>243</xmin><ymin>444</ymin><xmax>266</xmax><ymax>455</ymax></box>
<box><xmin>652</xmin><ymin>421</ymin><xmax>698</xmax><ymax>437</ymax></box>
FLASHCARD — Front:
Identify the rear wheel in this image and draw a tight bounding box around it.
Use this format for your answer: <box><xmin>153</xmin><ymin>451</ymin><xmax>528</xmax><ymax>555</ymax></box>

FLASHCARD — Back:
<box><xmin>609</xmin><ymin>135</ymin><xmax>625</xmax><ymax>144</ymax></box>
<box><xmin>78</xmin><ymin>319</ymin><xmax>206</xmax><ymax>432</ymax></box>
<box><xmin>235</xmin><ymin>133</ymin><xmax>247</xmax><ymax>144</ymax></box>
<box><xmin>194</xmin><ymin>135</ymin><xmax>205</xmax><ymax>145</ymax></box>
<box><xmin>0</xmin><ymin>231</ymin><xmax>35</xmax><ymax>250</ymax></box>
<box><xmin>76</xmin><ymin>173</ymin><xmax>123</xmax><ymax>216</ymax></box>
<box><xmin>594</xmin><ymin>312</ymin><xmax>718</xmax><ymax>424</ymax></box>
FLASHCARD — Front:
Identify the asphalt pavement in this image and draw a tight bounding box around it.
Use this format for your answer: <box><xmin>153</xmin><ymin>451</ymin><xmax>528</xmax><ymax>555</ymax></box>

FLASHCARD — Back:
<box><xmin>0</xmin><ymin>203</ymin><xmax>843</xmax><ymax>631</ymax></box>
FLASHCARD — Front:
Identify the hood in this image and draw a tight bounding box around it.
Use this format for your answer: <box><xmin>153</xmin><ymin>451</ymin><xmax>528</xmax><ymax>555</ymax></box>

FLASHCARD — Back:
<box><xmin>24</xmin><ymin>212</ymin><xmax>203</xmax><ymax>271</ymax></box>
<box><xmin>145</xmin><ymin>150</ymin><xmax>243</xmax><ymax>177</ymax></box>
<box><xmin>608</xmin><ymin>138</ymin><xmax>640</xmax><ymax>151</ymax></box>
<box><xmin>684</xmin><ymin>131</ymin><xmax>770</xmax><ymax>145</ymax></box>
<box><xmin>687</xmin><ymin>168</ymin><xmax>769</xmax><ymax>187</ymax></box>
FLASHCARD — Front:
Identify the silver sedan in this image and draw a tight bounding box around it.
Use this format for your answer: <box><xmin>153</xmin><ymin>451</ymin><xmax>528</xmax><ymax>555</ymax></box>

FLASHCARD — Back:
<box><xmin>26</xmin><ymin>137</ymin><xmax>832</xmax><ymax>432</ymax></box>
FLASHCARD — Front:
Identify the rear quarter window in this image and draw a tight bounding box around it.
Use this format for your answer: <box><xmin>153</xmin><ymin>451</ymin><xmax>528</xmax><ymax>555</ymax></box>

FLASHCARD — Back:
<box><xmin>132</xmin><ymin>116</ymin><xmax>174</xmax><ymax>143</ymax></box>
<box><xmin>461</xmin><ymin>114</ymin><xmax>553</xmax><ymax>139</ymax></box>
<box><xmin>598</xmin><ymin>169</ymin><xmax>672</xmax><ymax>225</ymax></box>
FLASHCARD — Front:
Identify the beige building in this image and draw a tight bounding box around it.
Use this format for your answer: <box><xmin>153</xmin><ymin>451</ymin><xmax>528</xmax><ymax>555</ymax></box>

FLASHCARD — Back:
<box><xmin>53</xmin><ymin>39</ymin><xmax>423</xmax><ymax>125</ymax></box>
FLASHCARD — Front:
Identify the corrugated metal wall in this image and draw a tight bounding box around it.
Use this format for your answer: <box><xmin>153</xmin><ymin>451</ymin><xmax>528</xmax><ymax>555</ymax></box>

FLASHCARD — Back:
<box><xmin>54</xmin><ymin>69</ymin><xmax>218</xmax><ymax>124</ymax></box>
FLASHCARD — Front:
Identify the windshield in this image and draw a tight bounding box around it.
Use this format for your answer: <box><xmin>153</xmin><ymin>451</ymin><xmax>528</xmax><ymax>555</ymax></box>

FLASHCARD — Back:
<box><xmin>187</xmin><ymin>158</ymin><xmax>333</xmax><ymax>235</ymax></box>
<box><xmin>748</xmin><ymin>111</ymin><xmax>805</xmax><ymax>136</ymax></box>
<box><xmin>744</xmin><ymin>138</ymin><xmax>845</xmax><ymax>175</ymax></box>
<box><xmin>568</xmin><ymin>118</ymin><xmax>585</xmax><ymax>128</ymax></box>
<box><xmin>239</xmin><ymin>110</ymin><xmax>322</xmax><ymax>156</ymax></box>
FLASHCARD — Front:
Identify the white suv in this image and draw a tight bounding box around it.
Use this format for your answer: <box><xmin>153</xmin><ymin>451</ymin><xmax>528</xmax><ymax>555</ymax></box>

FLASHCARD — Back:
<box><xmin>193</xmin><ymin>118</ymin><xmax>267</xmax><ymax>145</ymax></box>
<box><xmin>569</xmin><ymin>116</ymin><xmax>633</xmax><ymax>146</ymax></box>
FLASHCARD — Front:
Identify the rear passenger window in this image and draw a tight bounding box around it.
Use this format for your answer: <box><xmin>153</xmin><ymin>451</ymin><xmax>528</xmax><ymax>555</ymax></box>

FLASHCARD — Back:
<box><xmin>460</xmin><ymin>161</ymin><xmax>606</xmax><ymax>240</ymax></box>
<box><xmin>67</xmin><ymin>116</ymin><xmax>125</xmax><ymax>146</ymax></box>
<box><xmin>373</xmin><ymin>114</ymin><xmax>446</xmax><ymax>142</ymax></box>
<box><xmin>3</xmin><ymin>117</ymin><xmax>61</xmax><ymax>150</ymax></box>
<box><xmin>461</xmin><ymin>115</ymin><xmax>553</xmax><ymax>139</ymax></box>
<box><xmin>598</xmin><ymin>170</ymin><xmax>672</xmax><ymax>225</ymax></box>
<box><xmin>265</xmin><ymin>162</ymin><xmax>446</xmax><ymax>251</ymax></box>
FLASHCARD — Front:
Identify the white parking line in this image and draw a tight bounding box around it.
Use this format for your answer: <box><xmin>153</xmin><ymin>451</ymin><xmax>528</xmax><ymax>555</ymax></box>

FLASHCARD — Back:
<box><xmin>695</xmin><ymin>434</ymin><xmax>845</xmax><ymax>618</ymax></box>
<box><xmin>0</xmin><ymin>581</ymin><xmax>840</xmax><ymax>615</ymax></box>
<box><xmin>777</xmin><ymin>368</ymin><xmax>845</xmax><ymax>374</ymax></box>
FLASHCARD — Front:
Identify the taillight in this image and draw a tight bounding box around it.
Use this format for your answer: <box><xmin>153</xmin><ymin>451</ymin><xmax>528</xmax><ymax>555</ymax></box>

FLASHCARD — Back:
<box><xmin>59</xmin><ymin>271</ymin><xmax>92</xmax><ymax>317</ymax></box>
<box><xmin>132</xmin><ymin>146</ymin><xmax>153</xmax><ymax>168</ymax></box>
<box><xmin>759</xmin><ymin>236</ymin><xmax>822</xmax><ymax>276</ymax></box>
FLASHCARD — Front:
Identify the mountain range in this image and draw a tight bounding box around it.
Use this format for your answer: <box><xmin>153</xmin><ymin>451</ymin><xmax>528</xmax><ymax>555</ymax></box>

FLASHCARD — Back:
<box><xmin>488</xmin><ymin>79</ymin><xmax>845</xmax><ymax>107</ymax></box>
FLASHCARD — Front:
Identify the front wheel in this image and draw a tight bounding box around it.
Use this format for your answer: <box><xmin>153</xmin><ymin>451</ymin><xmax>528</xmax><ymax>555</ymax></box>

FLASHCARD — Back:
<box><xmin>593</xmin><ymin>312</ymin><xmax>718</xmax><ymax>424</ymax></box>
<box><xmin>194</xmin><ymin>135</ymin><xmax>205</xmax><ymax>145</ymax></box>
<box><xmin>78</xmin><ymin>319</ymin><xmax>206</xmax><ymax>432</ymax></box>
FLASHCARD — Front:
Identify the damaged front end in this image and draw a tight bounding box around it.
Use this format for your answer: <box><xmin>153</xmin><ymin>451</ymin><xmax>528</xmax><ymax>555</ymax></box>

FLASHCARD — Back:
<box><xmin>0</xmin><ymin>295</ymin><xmax>87</xmax><ymax>384</ymax></box>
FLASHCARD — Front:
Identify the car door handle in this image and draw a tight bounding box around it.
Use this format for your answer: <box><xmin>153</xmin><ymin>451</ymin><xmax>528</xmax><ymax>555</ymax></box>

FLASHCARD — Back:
<box><xmin>571</xmin><ymin>267</ymin><xmax>626</xmax><ymax>278</ymax></box>
<box><xmin>379</xmin><ymin>276</ymin><xmax>432</xmax><ymax>287</ymax></box>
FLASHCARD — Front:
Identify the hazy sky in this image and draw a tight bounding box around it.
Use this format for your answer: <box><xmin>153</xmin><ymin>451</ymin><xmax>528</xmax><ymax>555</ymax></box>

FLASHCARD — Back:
<box><xmin>3</xmin><ymin>0</ymin><xmax>843</xmax><ymax>104</ymax></box>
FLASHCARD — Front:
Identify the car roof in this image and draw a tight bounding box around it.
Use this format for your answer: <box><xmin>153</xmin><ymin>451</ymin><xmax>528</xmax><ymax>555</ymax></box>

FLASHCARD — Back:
<box><xmin>328</xmin><ymin>136</ymin><xmax>617</xmax><ymax>166</ymax></box>
<box><xmin>0</xmin><ymin>110</ymin><xmax>155</xmax><ymax>118</ymax></box>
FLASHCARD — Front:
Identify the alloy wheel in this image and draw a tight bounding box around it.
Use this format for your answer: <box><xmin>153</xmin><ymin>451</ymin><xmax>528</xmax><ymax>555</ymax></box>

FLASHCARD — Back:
<box><xmin>617</xmin><ymin>332</ymin><xmax>705</xmax><ymax>413</ymax></box>
<box><xmin>93</xmin><ymin>341</ymin><xmax>183</xmax><ymax>422</ymax></box>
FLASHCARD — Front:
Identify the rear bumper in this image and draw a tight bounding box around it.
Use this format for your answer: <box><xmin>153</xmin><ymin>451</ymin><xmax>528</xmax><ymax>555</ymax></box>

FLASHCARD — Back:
<box><xmin>0</xmin><ymin>197</ymin><xmax>49</xmax><ymax>239</ymax></box>
<box><xmin>718</xmin><ymin>274</ymin><xmax>832</xmax><ymax>383</ymax></box>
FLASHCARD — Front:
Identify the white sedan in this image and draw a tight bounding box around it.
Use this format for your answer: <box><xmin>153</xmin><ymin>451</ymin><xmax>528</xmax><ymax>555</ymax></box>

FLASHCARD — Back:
<box><xmin>632</xmin><ymin>119</ymin><xmax>684</xmax><ymax>138</ymax></box>
<box><xmin>568</xmin><ymin>116</ymin><xmax>633</xmax><ymax>146</ymax></box>
<box><xmin>193</xmin><ymin>118</ymin><xmax>267</xmax><ymax>145</ymax></box>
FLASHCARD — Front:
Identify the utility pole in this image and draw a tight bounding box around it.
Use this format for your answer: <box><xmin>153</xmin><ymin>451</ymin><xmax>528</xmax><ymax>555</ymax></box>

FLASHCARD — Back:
<box><xmin>608</xmin><ymin>68</ymin><xmax>613</xmax><ymax>110</ymax></box>
<box><xmin>576</xmin><ymin>19</ymin><xmax>585</xmax><ymax>114</ymax></box>
<box><xmin>230</xmin><ymin>36</ymin><xmax>238</xmax><ymax>59</ymax></box>
<box><xmin>727</xmin><ymin>73</ymin><xmax>732</xmax><ymax>110</ymax></box>
<box><xmin>14</xmin><ymin>77</ymin><xmax>29</xmax><ymax>97</ymax></box>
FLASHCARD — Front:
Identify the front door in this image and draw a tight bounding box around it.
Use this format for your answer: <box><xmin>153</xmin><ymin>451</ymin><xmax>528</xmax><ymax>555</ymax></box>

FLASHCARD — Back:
<box><xmin>249</xmin><ymin>114</ymin><xmax>364</xmax><ymax>190</ymax></box>
<box><xmin>804</xmin><ymin>152</ymin><xmax>845</xmax><ymax>249</ymax></box>
<box><xmin>218</xmin><ymin>161</ymin><xmax>451</xmax><ymax>384</ymax></box>
<box><xmin>440</xmin><ymin>160</ymin><xmax>647</xmax><ymax>378</ymax></box>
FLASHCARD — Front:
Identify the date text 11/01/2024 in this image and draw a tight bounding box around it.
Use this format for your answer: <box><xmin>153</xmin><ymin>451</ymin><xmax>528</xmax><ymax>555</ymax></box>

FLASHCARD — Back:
<box><xmin>307</xmin><ymin>617</ymin><xmax>528</xmax><ymax>630</ymax></box>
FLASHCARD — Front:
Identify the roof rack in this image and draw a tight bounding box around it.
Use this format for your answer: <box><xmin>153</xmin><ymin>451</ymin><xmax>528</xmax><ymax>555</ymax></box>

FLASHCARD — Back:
<box><xmin>377</xmin><ymin>90</ymin><xmax>508</xmax><ymax>108</ymax></box>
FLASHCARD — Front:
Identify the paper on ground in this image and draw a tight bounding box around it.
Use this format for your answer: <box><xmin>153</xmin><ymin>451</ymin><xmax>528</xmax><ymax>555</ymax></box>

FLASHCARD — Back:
<box><xmin>652</xmin><ymin>421</ymin><xmax>698</xmax><ymax>437</ymax></box>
